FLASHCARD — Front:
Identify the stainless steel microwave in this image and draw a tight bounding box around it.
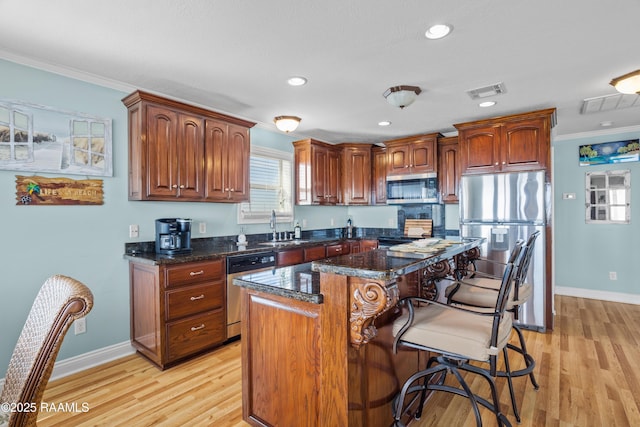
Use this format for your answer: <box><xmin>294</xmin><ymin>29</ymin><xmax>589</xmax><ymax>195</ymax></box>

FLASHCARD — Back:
<box><xmin>386</xmin><ymin>172</ymin><xmax>438</xmax><ymax>204</ymax></box>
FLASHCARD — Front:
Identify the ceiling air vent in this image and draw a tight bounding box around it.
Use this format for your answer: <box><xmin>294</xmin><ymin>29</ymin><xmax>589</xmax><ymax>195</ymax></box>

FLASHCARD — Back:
<box><xmin>466</xmin><ymin>82</ymin><xmax>507</xmax><ymax>100</ymax></box>
<box><xmin>581</xmin><ymin>93</ymin><xmax>640</xmax><ymax>114</ymax></box>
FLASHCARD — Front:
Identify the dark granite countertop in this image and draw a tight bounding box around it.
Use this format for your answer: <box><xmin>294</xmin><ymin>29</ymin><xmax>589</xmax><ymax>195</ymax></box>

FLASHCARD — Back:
<box><xmin>233</xmin><ymin>263</ymin><xmax>322</xmax><ymax>304</ymax></box>
<box><xmin>233</xmin><ymin>237</ymin><xmax>484</xmax><ymax>304</ymax></box>
<box><xmin>123</xmin><ymin>236</ymin><xmax>353</xmax><ymax>266</ymax></box>
<box><xmin>312</xmin><ymin>237</ymin><xmax>484</xmax><ymax>281</ymax></box>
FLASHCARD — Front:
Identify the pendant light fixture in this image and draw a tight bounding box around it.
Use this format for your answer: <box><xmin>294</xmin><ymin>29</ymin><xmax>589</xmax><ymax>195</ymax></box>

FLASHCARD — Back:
<box><xmin>383</xmin><ymin>85</ymin><xmax>422</xmax><ymax>109</ymax></box>
<box><xmin>274</xmin><ymin>116</ymin><xmax>301</xmax><ymax>133</ymax></box>
<box><xmin>610</xmin><ymin>69</ymin><xmax>640</xmax><ymax>94</ymax></box>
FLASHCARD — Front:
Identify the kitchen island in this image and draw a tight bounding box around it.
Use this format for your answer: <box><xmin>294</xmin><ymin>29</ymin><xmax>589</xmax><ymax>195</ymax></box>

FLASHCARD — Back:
<box><xmin>234</xmin><ymin>238</ymin><xmax>483</xmax><ymax>427</ymax></box>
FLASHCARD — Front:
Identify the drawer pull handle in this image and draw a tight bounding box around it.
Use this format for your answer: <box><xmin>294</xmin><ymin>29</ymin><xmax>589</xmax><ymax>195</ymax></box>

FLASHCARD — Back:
<box><xmin>190</xmin><ymin>294</ymin><xmax>205</xmax><ymax>301</ymax></box>
<box><xmin>191</xmin><ymin>324</ymin><xmax>205</xmax><ymax>331</ymax></box>
<box><xmin>190</xmin><ymin>270</ymin><xmax>205</xmax><ymax>276</ymax></box>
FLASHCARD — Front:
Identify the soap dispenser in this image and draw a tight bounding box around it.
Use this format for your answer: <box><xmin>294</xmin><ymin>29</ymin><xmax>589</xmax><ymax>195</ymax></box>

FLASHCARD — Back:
<box><xmin>294</xmin><ymin>221</ymin><xmax>301</xmax><ymax>239</ymax></box>
<box><xmin>346</xmin><ymin>218</ymin><xmax>353</xmax><ymax>239</ymax></box>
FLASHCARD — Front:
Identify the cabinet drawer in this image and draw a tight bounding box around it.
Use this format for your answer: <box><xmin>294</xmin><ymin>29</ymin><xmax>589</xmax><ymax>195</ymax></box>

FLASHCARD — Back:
<box><xmin>304</xmin><ymin>245</ymin><xmax>326</xmax><ymax>262</ymax></box>
<box><xmin>165</xmin><ymin>283</ymin><xmax>224</xmax><ymax>321</ymax></box>
<box><xmin>166</xmin><ymin>310</ymin><xmax>225</xmax><ymax>361</ymax></box>
<box><xmin>277</xmin><ymin>248</ymin><xmax>304</xmax><ymax>266</ymax></box>
<box><xmin>165</xmin><ymin>258</ymin><xmax>224</xmax><ymax>288</ymax></box>
<box><xmin>326</xmin><ymin>243</ymin><xmax>349</xmax><ymax>257</ymax></box>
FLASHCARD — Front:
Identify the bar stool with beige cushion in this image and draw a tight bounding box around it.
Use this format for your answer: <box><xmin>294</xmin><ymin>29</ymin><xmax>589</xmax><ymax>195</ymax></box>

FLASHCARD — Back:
<box><xmin>391</xmin><ymin>258</ymin><xmax>518</xmax><ymax>427</ymax></box>
<box><xmin>444</xmin><ymin>232</ymin><xmax>540</xmax><ymax>422</ymax></box>
<box><xmin>0</xmin><ymin>275</ymin><xmax>93</xmax><ymax>427</ymax></box>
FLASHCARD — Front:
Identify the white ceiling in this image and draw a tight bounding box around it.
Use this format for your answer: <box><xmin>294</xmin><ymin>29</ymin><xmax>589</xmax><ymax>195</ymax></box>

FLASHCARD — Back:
<box><xmin>1</xmin><ymin>0</ymin><xmax>639</xmax><ymax>144</ymax></box>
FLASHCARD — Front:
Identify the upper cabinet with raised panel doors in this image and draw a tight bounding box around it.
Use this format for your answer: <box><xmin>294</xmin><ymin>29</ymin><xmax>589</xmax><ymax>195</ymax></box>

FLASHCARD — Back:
<box><xmin>454</xmin><ymin>108</ymin><xmax>556</xmax><ymax>176</ymax></box>
<box><xmin>122</xmin><ymin>90</ymin><xmax>255</xmax><ymax>202</ymax></box>
<box><xmin>384</xmin><ymin>132</ymin><xmax>440</xmax><ymax>176</ymax></box>
<box><xmin>293</xmin><ymin>139</ymin><xmax>341</xmax><ymax>205</ymax></box>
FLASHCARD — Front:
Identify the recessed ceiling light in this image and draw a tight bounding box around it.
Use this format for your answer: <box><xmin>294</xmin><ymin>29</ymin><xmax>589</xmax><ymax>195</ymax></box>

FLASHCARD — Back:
<box><xmin>378</xmin><ymin>121</ymin><xmax>391</xmax><ymax>126</ymax></box>
<box><xmin>287</xmin><ymin>76</ymin><xmax>307</xmax><ymax>86</ymax></box>
<box><xmin>479</xmin><ymin>101</ymin><xmax>497</xmax><ymax>107</ymax></box>
<box><xmin>600</xmin><ymin>121</ymin><xmax>613</xmax><ymax>127</ymax></box>
<box><xmin>425</xmin><ymin>24</ymin><xmax>452</xmax><ymax>40</ymax></box>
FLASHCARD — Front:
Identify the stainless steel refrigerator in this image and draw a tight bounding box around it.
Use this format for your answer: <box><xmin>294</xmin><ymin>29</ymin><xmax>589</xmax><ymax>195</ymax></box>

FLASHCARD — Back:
<box><xmin>459</xmin><ymin>170</ymin><xmax>549</xmax><ymax>331</ymax></box>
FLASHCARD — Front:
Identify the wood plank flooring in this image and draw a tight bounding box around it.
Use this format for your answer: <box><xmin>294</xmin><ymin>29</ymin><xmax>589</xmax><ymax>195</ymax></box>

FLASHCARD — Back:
<box><xmin>37</xmin><ymin>295</ymin><xmax>640</xmax><ymax>426</ymax></box>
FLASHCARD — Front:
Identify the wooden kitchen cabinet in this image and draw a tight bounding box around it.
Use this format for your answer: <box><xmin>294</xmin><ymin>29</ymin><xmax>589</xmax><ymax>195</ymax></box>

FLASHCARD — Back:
<box><xmin>455</xmin><ymin>108</ymin><xmax>556</xmax><ymax>175</ymax></box>
<box><xmin>293</xmin><ymin>139</ymin><xmax>341</xmax><ymax>205</ymax></box>
<box><xmin>304</xmin><ymin>245</ymin><xmax>327</xmax><ymax>262</ymax></box>
<box><xmin>360</xmin><ymin>239</ymin><xmax>378</xmax><ymax>252</ymax></box>
<box><xmin>204</xmin><ymin>119</ymin><xmax>250</xmax><ymax>202</ymax></box>
<box><xmin>325</xmin><ymin>242</ymin><xmax>349</xmax><ymax>257</ymax></box>
<box><xmin>384</xmin><ymin>132</ymin><xmax>440</xmax><ymax>176</ymax></box>
<box><xmin>341</xmin><ymin>143</ymin><xmax>372</xmax><ymax>205</ymax></box>
<box><xmin>437</xmin><ymin>136</ymin><xmax>460</xmax><ymax>203</ymax></box>
<box><xmin>122</xmin><ymin>90</ymin><xmax>254</xmax><ymax>202</ymax></box>
<box><xmin>129</xmin><ymin>258</ymin><xmax>226</xmax><ymax>369</ymax></box>
<box><xmin>371</xmin><ymin>145</ymin><xmax>387</xmax><ymax>205</ymax></box>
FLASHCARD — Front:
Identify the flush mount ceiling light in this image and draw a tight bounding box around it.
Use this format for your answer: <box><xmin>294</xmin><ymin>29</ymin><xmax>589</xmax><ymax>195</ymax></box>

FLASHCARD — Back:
<box><xmin>287</xmin><ymin>76</ymin><xmax>307</xmax><ymax>86</ymax></box>
<box><xmin>383</xmin><ymin>85</ymin><xmax>422</xmax><ymax>109</ymax></box>
<box><xmin>479</xmin><ymin>101</ymin><xmax>497</xmax><ymax>107</ymax></box>
<box><xmin>610</xmin><ymin>69</ymin><xmax>640</xmax><ymax>94</ymax></box>
<box><xmin>425</xmin><ymin>24</ymin><xmax>452</xmax><ymax>40</ymax></box>
<box><xmin>274</xmin><ymin>116</ymin><xmax>301</xmax><ymax>132</ymax></box>
<box><xmin>378</xmin><ymin>120</ymin><xmax>391</xmax><ymax>126</ymax></box>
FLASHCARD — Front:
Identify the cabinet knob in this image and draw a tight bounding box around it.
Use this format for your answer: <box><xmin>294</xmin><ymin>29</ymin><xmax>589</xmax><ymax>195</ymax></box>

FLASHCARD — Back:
<box><xmin>502</xmin><ymin>161</ymin><xmax>506</xmax><ymax>165</ymax></box>
<box><xmin>172</xmin><ymin>184</ymin><xmax>178</xmax><ymax>189</ymax></box>
<box><xmin>495</xmin><ymin>162</ymin><xmax>499</xmax><ymax>166</ymax></box>
<box><xmin>190</xmin><ymin>324</ymin><xmax>205</xmax><ymax>331</ymax></box>
<box><xmin>190</xmin><ymin>294</ymin><xmax>205</xmax><ymax>301</ymax></box>
<box><xmin>179</xmin><ymin>184</ymin><xmax>185</xmax><ymax>189</ymax></box>
<box><xmin>230</xmin><ymin>188</ymin><xmax>235</xmax><ymax>192</ymax></box>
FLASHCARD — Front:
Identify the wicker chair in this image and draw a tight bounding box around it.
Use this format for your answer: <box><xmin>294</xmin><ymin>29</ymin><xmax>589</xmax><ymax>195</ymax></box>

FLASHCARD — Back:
<box><xmin>0</xmin><ymin>275</ymin><xmax>93</xmax><ymax>427</ymax></box>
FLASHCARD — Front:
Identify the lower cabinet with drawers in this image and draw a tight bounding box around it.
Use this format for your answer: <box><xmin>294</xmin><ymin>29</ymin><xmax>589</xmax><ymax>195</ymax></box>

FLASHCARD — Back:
<box><xmin>129</xmin><ymin>257</ymin><xmax>226</xmax><ymax>369</ymax></box>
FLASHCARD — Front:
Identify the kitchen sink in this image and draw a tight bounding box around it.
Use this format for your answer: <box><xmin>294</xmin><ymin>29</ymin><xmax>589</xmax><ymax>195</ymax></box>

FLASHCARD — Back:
<box><xmin>258</xmin><ymin>240</ymin><xmax>309</xmax><ymax>246</ymax></box>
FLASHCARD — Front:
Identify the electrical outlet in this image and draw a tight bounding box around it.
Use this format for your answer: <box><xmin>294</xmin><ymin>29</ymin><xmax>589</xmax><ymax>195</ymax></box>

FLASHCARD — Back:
<box><xmin>302</xmin><ymin>219</ymin><xmax>307</xmax><ymax>227</ymax></box>
<box><xmin>609</xmin><ymin>271</ymin><xmax>617</xmax><ymax>280</ymax></box>
<box><xmin>330</xmin><ymin>218</ymin><xmax>335</xmax><ymax>226</ymax></box>
<box><xmin>129</xmin><ymin>224</ymin><xmax>139</xmax><ymax>238</ymax></box>
<box><xmin>199</xmin><ymin>222</ymin><xmax>206</xmax><ymax>234</ymax></box>
<box><xmin>74</xmin><ymin>318</ymin><xmax>86</xmax><ymax>335</ymax></box>
<box><xmin>388</xmin><ymin>218</ymin><xmax>394</xmax><ymax>226</ymax></box>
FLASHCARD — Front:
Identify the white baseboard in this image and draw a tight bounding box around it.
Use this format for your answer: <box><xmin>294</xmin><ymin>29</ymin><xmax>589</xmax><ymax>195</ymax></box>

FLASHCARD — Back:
<box><xmin>0</xmin><ymin>341</ymin><xmax>136</xmax><ymax>391</ymax></box>
<box><xmin>555</xmin><ymin>286</ymin><xmax>640</xmax><ymax>305</ymax></box>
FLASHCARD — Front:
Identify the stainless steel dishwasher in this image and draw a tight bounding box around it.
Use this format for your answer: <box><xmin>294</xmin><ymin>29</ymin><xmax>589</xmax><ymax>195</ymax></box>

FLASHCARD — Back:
<box><xmin>226</xmin><ymin>251</ymin><xmax>276</xmax><ymax>339</ymax></box>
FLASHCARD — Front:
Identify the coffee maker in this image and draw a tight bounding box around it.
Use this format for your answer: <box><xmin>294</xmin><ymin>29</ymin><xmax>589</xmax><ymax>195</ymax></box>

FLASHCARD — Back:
<box><xmin>155</xmin><ymin>218</ymin><xmax>192</xmax><ymax>256</ymax></box>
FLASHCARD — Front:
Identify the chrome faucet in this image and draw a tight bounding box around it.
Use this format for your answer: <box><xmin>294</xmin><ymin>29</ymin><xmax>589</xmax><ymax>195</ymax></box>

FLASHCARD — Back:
<box><xmin>270</xmin><ymin>210</ymin><xmax>277</xmax><ymax>241</ymax></box>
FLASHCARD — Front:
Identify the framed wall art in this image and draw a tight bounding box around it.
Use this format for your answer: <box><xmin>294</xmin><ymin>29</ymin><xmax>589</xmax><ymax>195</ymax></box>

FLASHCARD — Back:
<box><xmin>579</xmin><ymin>139</ymin><xmax>639</xmax><ymax>166</ymax></box>
<box><xmin>0</xmin><ymin>99</ymin><xmax>113</xmax><ymax>176</ymax></box>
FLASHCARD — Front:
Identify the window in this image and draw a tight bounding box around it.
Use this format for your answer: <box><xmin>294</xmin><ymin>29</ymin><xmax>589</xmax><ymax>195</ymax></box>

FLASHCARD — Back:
<box><xmin>238</xmin><ymin>146</ymin><xmax>293</xmax><ymax>224</ymax></box>
<box><xmin>0</xmin><ymin>105</ymin><xmax>33</xmax><ymax>162</ymax></box>
<box><xmin>585</xmin><ymin>170</ymin><xmax>630</xmax><ymax>224</ymax></box>
<box><xmin>71</xmin><ymin>120</ymin><xmax>107</xmax><ymax>170</ymax></box>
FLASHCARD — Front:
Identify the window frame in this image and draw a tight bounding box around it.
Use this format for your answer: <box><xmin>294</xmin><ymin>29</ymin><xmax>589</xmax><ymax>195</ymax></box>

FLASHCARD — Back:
<box><xmin>585</xmin><ymin>169</ymin><xmax>630</xmax><ymax>224</ymax></box>
<box><xmin>237</xmin><ymin>145</ymin><xmax>294</xmax><ymax>225</ymax></box>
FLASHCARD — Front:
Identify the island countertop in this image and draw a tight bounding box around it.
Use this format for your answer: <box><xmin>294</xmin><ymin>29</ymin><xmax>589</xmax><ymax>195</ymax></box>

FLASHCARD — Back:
<box><xmin>233</xmin><ymin>237</ymin><xmax>484</xmax><ymax>303</ymax></box>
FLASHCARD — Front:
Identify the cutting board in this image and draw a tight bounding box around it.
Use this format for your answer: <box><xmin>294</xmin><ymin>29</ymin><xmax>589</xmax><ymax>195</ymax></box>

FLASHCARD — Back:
<box><xmin>404</xmin><ymin>219</ymin><xmax>433</xmax><ymax>237</ymax></box>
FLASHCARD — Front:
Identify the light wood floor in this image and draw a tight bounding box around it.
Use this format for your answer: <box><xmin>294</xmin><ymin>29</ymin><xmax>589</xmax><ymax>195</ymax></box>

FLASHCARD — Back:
<box><xmin>38</xmin><ymin>295</ymin><xmax>640</xmax><ymax>426</ymax></box>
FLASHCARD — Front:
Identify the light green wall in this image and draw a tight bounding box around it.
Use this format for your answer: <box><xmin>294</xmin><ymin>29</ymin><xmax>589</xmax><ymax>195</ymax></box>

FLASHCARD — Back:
<box><xmin>0</xmin><ymin>59</ymin><xmax>394</xmax><ymax>376</ymax></box>
<box><xmin>552</xmin><ymin>129</ymin><xmax>640</xmax><ymax>293</ymax></box>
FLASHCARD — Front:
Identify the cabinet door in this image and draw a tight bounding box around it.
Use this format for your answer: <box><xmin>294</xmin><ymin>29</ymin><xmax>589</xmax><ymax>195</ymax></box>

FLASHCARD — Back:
<box><xmin>146</xmin><ymin>105</ymin><xmax>179</xmax><ymax>198</ymax></box>
<box><xmin>459</xmin><ymin>125</ymin><xmax>501</xmax><ymax>175</ymax></box>
<box><xmin>387</xmin><ymin>145</ymin><xmax>410</xmax><ymax>175</ymax></box>
<box><xmin>294</xmin><ymin>143</ymin><xmax>312</xmax><ymax>205</ymax></box>
<box><xmin>342</xmin><ymin>146</ymin><xmax>370</xmax><ymax>205</ymax></box>
<box><xmin>311</xmin><ymin>145</ymin><xmax>328</xmax><ymax>204</ymax></box>
<box><xmin>438</xmin><ymin>137</ymin><xmax>459</xmax><ymax>203</ymax></box>
<box><xmin>204</xmin><ymin>119</ymin><xmax>229</xmax><ymax>201</ymax></box>
<box><xmin>409</xmin><ymin>139</ymin><xmax>436</xmax><ymax>173</ymax></box>
<box><xmin>325</xmin><ymin>148</ymin><xmax>341</xmax><ymax>204</ymax></box>
<box><xmin>501</xmin><ymin>118</ymin><xmax>548</xmax><ymax>171</ymax></box>
<box><xmin>226</xmin><ymin>123</ymin><xmax>250</xmax><ymax>202</ymax></box>
<box><xmin>371</xmin><ymin>147</ymin><xmax>387</xmax><ymax>205</ymax></box>
<box><xmin>177</xmin><ymin>113</ymin><xmax>204</xmax><ymax>199</ymax></box>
